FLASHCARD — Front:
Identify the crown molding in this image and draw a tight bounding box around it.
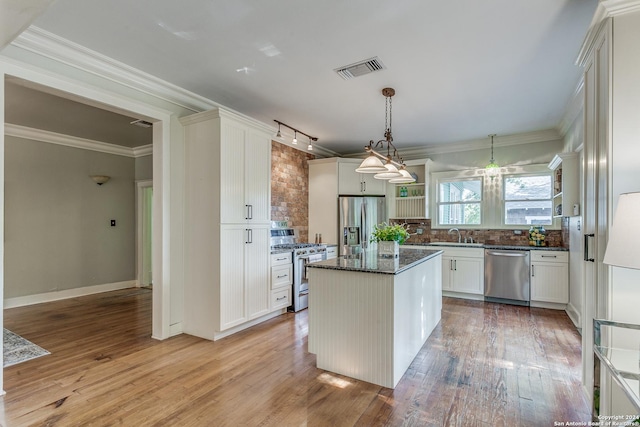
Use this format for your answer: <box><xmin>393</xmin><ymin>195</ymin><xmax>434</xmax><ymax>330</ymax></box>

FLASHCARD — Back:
<box><xmin>577</xmin><ymin>0</ymin><xmax>640</xmax><ymax>66</ymax></box>
<box><xmin>5</xmin><ymin>123</ymin><xmax>150</xmax><ymax>158</ymax></box>
<box><xmin>342</xmin><ymin>129</ymin><xmax>562</xmax><ymax>160</ymax></box>
<box><xmin>601</xmin><ymin>0</ymin><xmax>640</xmax><ymax>15</ymax></box>
<box><xmin>10</xmin><ymin>27</ymin><xmax>287</xmax><ymax>142</ymax></box>
<box><xmin>557</xmin><ymin>76</ymin><xmax>585</xmax><ymax>137</ymax></box>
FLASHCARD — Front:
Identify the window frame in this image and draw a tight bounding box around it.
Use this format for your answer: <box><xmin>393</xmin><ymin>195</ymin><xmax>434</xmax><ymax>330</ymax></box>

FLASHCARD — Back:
<box><xmin>435</xmin><ymin>176</ymin><xmax>484</xmax><ymax>228</ymax></box>
<box><xmin>430</xmin><ymin>164</ymin><xmax>559</xmax><ymax>230</ymax></box>
<box><xmin>501</xmin><ymin>171</ymin><xmax>554</xmax><ymax>227</ymax></box>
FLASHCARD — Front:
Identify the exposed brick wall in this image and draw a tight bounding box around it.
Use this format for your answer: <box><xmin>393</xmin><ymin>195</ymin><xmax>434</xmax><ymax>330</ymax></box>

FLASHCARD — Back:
<box><xmin>390</xmin><ymin>218</ymin><xmax>567</xmax><ymax>248</ymax></box>
<box><xmin>271</xmin><ymin>141</ymin><xmax>315</xmax><ymax>242</ymax></box>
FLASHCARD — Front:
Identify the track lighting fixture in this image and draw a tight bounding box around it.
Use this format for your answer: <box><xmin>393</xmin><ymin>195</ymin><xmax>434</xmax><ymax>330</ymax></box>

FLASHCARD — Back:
<box><xmin>273</xmin><ymin>120</ymin><xmax>318</xmax><ymax>148</ymax></box>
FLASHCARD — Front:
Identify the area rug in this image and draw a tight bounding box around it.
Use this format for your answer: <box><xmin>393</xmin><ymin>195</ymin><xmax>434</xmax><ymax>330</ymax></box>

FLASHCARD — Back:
<box><xmin>3</xmin><ymin>329</ymin><xmax>50</xmax><ymax>367</ymax></box>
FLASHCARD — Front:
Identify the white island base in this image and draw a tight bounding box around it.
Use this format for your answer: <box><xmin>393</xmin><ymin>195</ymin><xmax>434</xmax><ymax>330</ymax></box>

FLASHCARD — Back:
<box><xmin>308</xmin><ymin>251</ymin><xmax>442</xmax><ymax>388</ymax></box>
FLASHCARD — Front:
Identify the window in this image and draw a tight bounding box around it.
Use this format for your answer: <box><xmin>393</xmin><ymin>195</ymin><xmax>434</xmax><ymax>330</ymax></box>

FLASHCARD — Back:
<box><xmin>437</xmin><ymin>179</ymin><xmax>482</xmax><ymax>225</ymax></box>
<box><xmin>503</xmin><ymin>174</ymin><xmax>553</xmax><ymax>225</ymax></box>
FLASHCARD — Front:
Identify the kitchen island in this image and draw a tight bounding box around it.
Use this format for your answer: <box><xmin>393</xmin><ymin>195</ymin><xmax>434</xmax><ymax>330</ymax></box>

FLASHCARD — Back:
<box><xmin>307</xmin><ymin>247</ymin><xmax>443</xmax><ymax>388</ymax></box>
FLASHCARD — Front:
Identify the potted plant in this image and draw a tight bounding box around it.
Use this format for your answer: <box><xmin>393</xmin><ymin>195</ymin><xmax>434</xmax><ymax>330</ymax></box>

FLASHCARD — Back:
<box><xmin>370</xmin><ymin>222</ymin><xmax>410</xmax><ymax>258</ymax></box>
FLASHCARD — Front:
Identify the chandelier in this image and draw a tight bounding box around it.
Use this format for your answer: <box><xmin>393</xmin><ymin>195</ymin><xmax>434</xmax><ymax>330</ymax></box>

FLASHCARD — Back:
<box><xmin>355</xmin><ymin>88</ymin><xmax>415</xmax><ymax>183</ymax></box>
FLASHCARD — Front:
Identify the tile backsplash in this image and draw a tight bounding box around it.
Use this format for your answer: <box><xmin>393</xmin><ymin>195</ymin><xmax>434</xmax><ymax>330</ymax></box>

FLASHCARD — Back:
<box><xmin>271</xmin><ymin>141</ymin><xmax>315</xmax><ymax>242</ymax></box>
<box><xmin>391</xmin><ymin>218</ymin><xmax>568</xmax><ymax>248</ymax></box>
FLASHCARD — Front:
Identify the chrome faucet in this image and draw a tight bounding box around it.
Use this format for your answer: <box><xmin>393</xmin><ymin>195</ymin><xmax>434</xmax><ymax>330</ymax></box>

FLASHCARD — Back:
<box><xmin>448</xmin><ymin>228</ymin><xmax>461</xmax><ymax>243</ymax></box>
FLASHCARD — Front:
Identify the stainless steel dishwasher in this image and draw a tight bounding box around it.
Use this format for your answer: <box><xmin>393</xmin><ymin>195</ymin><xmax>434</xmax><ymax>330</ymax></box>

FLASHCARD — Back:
<box><xmin>484</xmin><ymin>249</ymin><xmax>530</xmax><ymax>305</ymax></box>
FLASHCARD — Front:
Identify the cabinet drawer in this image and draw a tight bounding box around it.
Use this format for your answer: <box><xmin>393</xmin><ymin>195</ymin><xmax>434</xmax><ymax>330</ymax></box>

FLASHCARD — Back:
<box><xmin>530</xmin><ymin>250</ymin><xmax>568</xmax><ymax>263</ymax></box>
<box><xmin>271</xmin><ymin>287</ymin><xmax>291</xmax><ymax>310</ymax></box>
<box><xmin>271</xmin><ymin>265</ymin><xmax>293</xmax><ymax>289</ymax></box>
<box><xmin>271</xmin><ymin>251</ymin><xmax>292</xmax><ymax>266</ymax></box>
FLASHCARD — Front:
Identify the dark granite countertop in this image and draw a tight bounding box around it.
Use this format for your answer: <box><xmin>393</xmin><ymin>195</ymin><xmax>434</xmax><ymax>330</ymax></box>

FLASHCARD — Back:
<box><xmin>307</xmin><ymin>247</ymin><xmax>443</xmax><ymax>275</ymax></box>
<box><xmin>403</xmin><ymin>242</ymin><xmax>568</xmax><ymax>252</ymax></box>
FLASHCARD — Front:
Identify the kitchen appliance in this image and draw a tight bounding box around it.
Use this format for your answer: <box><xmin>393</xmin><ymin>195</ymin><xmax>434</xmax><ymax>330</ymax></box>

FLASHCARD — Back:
<box><xmin>270</xmin><ymin>222</ymin><xmax>326</xmax><ymax>312</ymax></box>
<box><xmin>338</xmin><ymin>196</ymin><xmax>386</xmax><ymax>256</ymax></box>
<box><xmin>484</xmin><ymin>249</ymin><xmax>530</xmax><ymax>305</ymax></box>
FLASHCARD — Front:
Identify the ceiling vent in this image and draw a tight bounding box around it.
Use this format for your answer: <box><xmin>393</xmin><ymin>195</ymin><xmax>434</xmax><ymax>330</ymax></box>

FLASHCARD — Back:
<box><xmin>130</xmin><ymin>119</ymin><xmax>153</xmax><ymax>128</ymax></box>
<box><xmin>334</xmin><ymin>57</ymin><xmax>386</xmax><ymax>80</ymax></box>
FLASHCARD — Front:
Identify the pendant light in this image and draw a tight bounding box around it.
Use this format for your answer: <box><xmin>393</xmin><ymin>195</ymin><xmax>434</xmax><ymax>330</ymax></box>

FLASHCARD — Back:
<box><xmin>356</xmin><ymin>88</ymin><xmax>414</xmax><ymax>182</ymax></box>
<box><xmin>485</xmin><ymin>134</ymin><xmax>500</xmax><ymax>178</ymax></box>
<box><xmin>276</xmin><ymin>122</ymin><xmax>282</xmax><ymax>138</ymax></box>
<box><xmin>292</xmin><ymin>131</ymin><xmax>297</xmax><ymax>145</ymax></box>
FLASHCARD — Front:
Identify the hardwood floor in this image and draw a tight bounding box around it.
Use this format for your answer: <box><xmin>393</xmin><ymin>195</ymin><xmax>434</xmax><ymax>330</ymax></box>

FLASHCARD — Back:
<box><xmin>1</xmin><ymin>289</ymin><xmax>590</xmax><ymax>426</ymax></box>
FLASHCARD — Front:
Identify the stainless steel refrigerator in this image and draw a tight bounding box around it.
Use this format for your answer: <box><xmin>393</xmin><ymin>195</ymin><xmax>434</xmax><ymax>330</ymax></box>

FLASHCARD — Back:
<box><xmin>338</xmin><ymin>196</ymin><xmax>387</xmax><ymax>256</ymax></box>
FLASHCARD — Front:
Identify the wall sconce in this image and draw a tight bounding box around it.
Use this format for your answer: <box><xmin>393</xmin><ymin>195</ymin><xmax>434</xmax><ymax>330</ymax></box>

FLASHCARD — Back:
<box><xmin>90</xmin><ymin>175</ymin><xmax>111</xmax><ymax>185</ymax></box>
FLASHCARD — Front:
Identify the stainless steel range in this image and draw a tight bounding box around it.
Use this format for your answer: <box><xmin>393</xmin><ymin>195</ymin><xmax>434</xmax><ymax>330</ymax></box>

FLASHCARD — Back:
<box><xmin>270</xmin><ymin>223</ymin><xmax>326</xmax><ymax>312</ymax></box>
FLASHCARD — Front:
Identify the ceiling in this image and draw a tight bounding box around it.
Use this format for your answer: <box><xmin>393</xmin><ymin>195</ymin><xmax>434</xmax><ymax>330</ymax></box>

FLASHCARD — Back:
<box><xmin>9</xmin><ymin>0</ymin><xmax>598</xmax><ymax>155</ymax></box>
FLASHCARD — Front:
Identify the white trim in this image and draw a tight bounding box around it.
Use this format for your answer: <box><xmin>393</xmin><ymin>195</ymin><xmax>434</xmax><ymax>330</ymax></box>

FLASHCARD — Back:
<box><xmin>168</xmin><ymin>322</ymin><xmax>183</xmax><ymax>338</ymax></box>
<box><xmin>212</xmin><ymin>310</ymin><xmax>286</xmax><ymax>341</ymax></box>
<box><xmin>5</xmin><ymin>123</ymin><xmax>151</xmax><ymax>158</ymax></box>
<box><xmin>530</xmin><ymin>301</ymin><xmax>568</xmax><ymax>310</ymax></box>
<box><xmin>136</xmin><ymin>179</ymin><xmax>153</xmax><ymax>288</ymax></box>
<box><xmin>558</xmin><ymin>77</ymin><xmax>585</xmax><ymax>138</ymax></box>
<box><xmin>4</xmin><ymin>280</ymin><xmax>137</xmax><ymax>309</ymax></box>
<box><xmin>565</xmin><ymin>302</ymin><xmax>582</xmax><ymax>329</ymax></box>
<box><xmin>342</xmin><ymin>129</ymin><xmax>562</xmax><ymax>160</ymax></box>
<box><xmin>10</xmin><ymin>27</ymin><xmax>290</xmax><ymax>143</ymax></box>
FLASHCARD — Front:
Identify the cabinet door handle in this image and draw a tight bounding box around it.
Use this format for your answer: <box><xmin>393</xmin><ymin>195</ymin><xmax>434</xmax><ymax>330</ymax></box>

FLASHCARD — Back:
<box><xmin>276</xmin><ymin>296</ymin><xmax>287</xmax><ymax>301</ymax></box>
<box><xmin>245</xmin><ymin>204</ymin><xmax>253</xmax><ymax>220</ymax></box>
<box><xmin>276</xmin><ymin>257</ymin><xmax>288</xmax><ymax>261</ymax></box>
<box><xmin>276</xmin><ymin>274</ymin><xmax>288</xmax><ymax>278</ymax></box>
<box><xmin>584</xmin><ymin>233</ymin><xmax>595</xmax><ymax>262</ymax></box>
<box><xmin>449</xmin><ymin>260</ymin><xmax>453</xmax><ymax>271</ymax></box>
<box><xmin>363</xmin><ymin>181</ymin><xmax>366</xmax><ymax>192</ymax></box>
<box><xmin>246</xmin><ymin>228</ymin><xmax>253</xmax><ymax>244</ymax></box>
<box><xmin>454</xmin><ymin>260</ymin><xmax>457</xmax><ymax>271</ymax></box>
<box><xmin>531</xmin><ymin>265</ymin><xmax>535</xmax><ymax>277</ymax></box>
<box><xmin>541</xmin><ymin>255</ymin><xmax>557</xmax><ymax>258</ymax></box>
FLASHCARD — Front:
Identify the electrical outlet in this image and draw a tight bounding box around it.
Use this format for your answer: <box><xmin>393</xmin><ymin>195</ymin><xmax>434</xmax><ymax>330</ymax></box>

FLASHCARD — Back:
<box><xmin>416</xmin><ymin>228</ymin><xmax>423</xmax><ymax>235</ymax></box>
<box><xmin>514</xmin><ymin>230</ymin><xmax>522</xmax><ymax>235</ymax></box>
<box><xmin>111</xmin><ymin>220</ymin><xmax>116</xmax><ymax>227</ymax></box>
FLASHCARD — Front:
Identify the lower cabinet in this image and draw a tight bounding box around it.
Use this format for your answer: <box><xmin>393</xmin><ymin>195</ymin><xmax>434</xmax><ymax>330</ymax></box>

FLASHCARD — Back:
<box><xmin>220</xmin><ymin>225</ymin><xmax>271</xmax><ymax>331</ymax></box>
<box><xmin>270</xmin><ymin>251</ymin><xmax>292</xmax><ymax>310</ymax></box>
<box><xmin>530</xmin><ymin>250</ymin><xmax>569</xmax><ymax>304</ymax></box>
<box><xmin>423</xmin><ymin>246</ymin><xmax>484</xmax><ymax>296</ymax></box>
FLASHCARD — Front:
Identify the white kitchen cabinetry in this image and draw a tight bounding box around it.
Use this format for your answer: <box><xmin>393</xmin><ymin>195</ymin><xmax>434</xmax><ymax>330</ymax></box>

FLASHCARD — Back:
<box><xmin>326</xmin><ymin>246</ymin><xmax>338</xmax><ymax>259</ymax></box>
<box><xmin>418</xmin><ymin>246</ymin><xmax>484</xmax><ymax>298</ymax></box>
<box><xmin>548</xmin><ymin>153</ymin><xmax>579</xmax><ymax>218</ymax></box>
<box><xmin>337</xmin><ymin>161</ymin><xmax>386</xmax><ymax>195</ymax></box>
<box><xmin>270</xmin><ymin>252</ymin><xmax>292</xmax><ymax>310</ymax></box>
<box><xmin>181</xmin><ymin>108</ymin><xmax>278</xmax><ymax>341</ymax></box>
<box><xmin>220</xmin><ymin>120</ymin><xmax>271</xmax><ymax>224</ymax></box>
<box><xmin>388</xmin><ymin>159</ymin><xmax>431</xmax><ymax>219</ymax></box>
<box><xmin>309</xmin><ymin>157</ymin><xmax>386</xmax><ymax>246</ymax></box>
<box><xmin>530</xmin><ymin>250</ymin><xmax>569</xmax><ymax>307</ymax></box>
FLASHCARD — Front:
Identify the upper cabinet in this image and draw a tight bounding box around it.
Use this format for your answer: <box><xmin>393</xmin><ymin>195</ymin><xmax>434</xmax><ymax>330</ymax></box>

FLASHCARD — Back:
<box><xmin>219</xmin><ymin>119</ymin><xmax>272</xmax><ymax>224</ymax></box>
<box><xmin>548</xmin><ymin>153</ymin><xmax>579</xmax><ymax>218</ymax></box>
<box><xmin>337</xmin><ymin>161</ymin><xmax>386</xmax><ymax>195</ymax></box>
<box><xmin>387</xmin><ymin>159</ymin><xmax>431</xmax><ymax>219</ymax></box>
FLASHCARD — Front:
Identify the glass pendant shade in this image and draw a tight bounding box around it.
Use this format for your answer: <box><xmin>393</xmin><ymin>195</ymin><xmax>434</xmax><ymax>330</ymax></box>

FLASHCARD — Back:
<box><xmin>388</xmin><ymin>168</ymin><xmax>416</xmax><ymax>183</ymax></box>
<box><xmin>485</xmin><ymin>162</ymin><xmax>500</xmax><ymax>177</ymax></box>
<box><xmin>356</xmin><ymin>153</ymin><xmax>387</xmax><ymax>173</ymax></box>
<box><xmin>374</xmin><ymin>162</ymin><xmax>402</xmax><ymax>180</ymax></box>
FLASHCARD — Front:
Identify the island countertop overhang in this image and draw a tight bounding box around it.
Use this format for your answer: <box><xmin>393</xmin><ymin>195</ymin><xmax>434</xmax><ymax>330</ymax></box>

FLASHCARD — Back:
<box><xmin>306</xmin><ymin>248</ymin><xmax>443</xmax><ymax>275</ymax></box>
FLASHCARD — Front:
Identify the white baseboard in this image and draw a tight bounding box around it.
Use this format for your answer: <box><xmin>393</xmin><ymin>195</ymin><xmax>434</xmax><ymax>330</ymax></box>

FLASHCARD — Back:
<box><xmin>530</xmin><ymin>301</ymin><xmax>567</xmax><ymax>310</ymax></box>
<box><xmin>4</xmin><ymin>280</ymin><xmax>137</xmax><ymax>309</ymax></box>
<box><xmin>212</xmin><ymin>309</ymin><xmax>286</xmax><ymax>341</ymax></box>
<box><xmin>565</xmin><ymin>302</ymin><xmax>582</xmax><ymax>328</ymax></box>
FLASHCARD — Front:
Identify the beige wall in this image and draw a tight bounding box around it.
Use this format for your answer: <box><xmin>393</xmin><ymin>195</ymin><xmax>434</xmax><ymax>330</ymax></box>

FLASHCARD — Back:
<box><xmin>135</xmin><ymin>154</ymin><xmax>152</xmax><ymax>180</ymax></box>
<box><xmin>5</xmin><ymin>135</ymin><xmax>137</xmax><ymax>298</ymax></box>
